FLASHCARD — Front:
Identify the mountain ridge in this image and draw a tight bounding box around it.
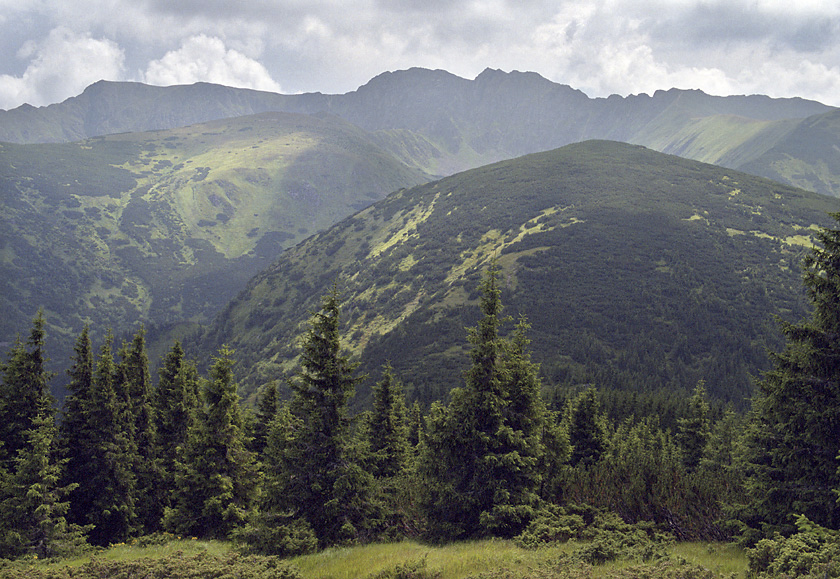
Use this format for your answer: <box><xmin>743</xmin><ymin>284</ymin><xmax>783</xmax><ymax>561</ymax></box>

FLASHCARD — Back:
<box><xmin>1</xmin><ymin>68</ymin><xmax>834</xmax><ymax>187</ymax></box>
<box><xmin>192</xmin><ymin>140</ymin><xmax>838</xmax><ymax>407</ymax></box>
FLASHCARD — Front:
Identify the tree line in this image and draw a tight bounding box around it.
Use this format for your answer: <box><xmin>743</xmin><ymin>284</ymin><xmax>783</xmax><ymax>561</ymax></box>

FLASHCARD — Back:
<box><xmin>2</xmin><ymin>214</ymin><xmax>840</xmax><ymax>562</ymax></box>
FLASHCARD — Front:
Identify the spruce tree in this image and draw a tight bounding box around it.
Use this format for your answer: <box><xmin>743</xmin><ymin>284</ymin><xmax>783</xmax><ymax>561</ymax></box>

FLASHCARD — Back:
<box><xmin>567</xmin><ymin>387</ymin><xmax>608</xmax><ymax>468</ymax></box>
<box><xmin>0</xmin><ymin>415</ymin><xmax>88</xmax><ymax>559</ymax></box>
<box><xmin>154</xmin><ymin>340</ymin><xmax>200</xmax><ymax>512</ymax></box>
<box><xmin>368</xmin><ymin>363</ymin><xmax>410</xmax><ymax>479</ymax></box>
<box><xmin>251</xmin><ymin>381</ymin><xmax>279</xmax><ymax>457</ymax></box>
<box><xmin>0</xmin><ymin>310</ymin><xmax>54</xmax><ymax>473</ymax></box>
<box><xmin>116</xmin><ymin>327</ymin><xmax>160</xmax><ymax>533</ymax></box>
<box><xmin>164</xmin><ymin>346</ymin><xmax>259</xmax><ymax>539</ymax></box>
<box><xmin>263</xmin><ymin>284</ymin><xmax>374</xmax><ymax>546</ymax></box>
<box><xmin>740</xmin><ymin>212</ymin><xmax>840</xmax><ymax>535</ymax></box>
<box><xmin>677</xmin><ymin>381</ymin><xmax>711</xmax><ymax>472</ymax></box>
<box><xmin>418</xmin><ymin>264</ymin><xmax>545</xmax><ymax>540</ymax></box>
<box><xmin>60</xmin><ymin>326</ymin><xmax>95</xmax><ymax>536</ymax></box>
<box><xmin>60</xmin><ymin>330</ymin><xmax>138</xmax><ymax>546</ymax></box>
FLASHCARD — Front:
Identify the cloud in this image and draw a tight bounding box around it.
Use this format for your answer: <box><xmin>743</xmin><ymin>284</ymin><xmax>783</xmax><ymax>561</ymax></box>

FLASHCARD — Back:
<box><xmin>1</xmin><ymin>1</ymin><xmax>840</xmax><ymax>109</ymax></box>
<box><xmin>142</xmin><ymin>35</ymin><xmax>282</xmax><ymax>92</ymax></box>
<box><xmin>0</xmin><ymin>27</ymin><xmax>124</xmax><ymax>109</ymax></box>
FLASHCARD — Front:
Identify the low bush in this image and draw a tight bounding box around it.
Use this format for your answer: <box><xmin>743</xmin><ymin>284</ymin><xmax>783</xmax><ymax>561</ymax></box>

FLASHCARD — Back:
<box><xmin>746</xmin><ymin>515</ymin><xmax>840</xmax><ymax>578</ymax></box>
<box><xmin>0</xmin><ymin>551</ymin><xmax>304</xmax><ymax>579</ymax></box>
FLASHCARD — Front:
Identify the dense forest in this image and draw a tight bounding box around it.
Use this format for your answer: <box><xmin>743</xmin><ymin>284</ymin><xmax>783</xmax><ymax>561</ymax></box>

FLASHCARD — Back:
<box><xmin>2</xmin><ymin>214</ymin><xmax>840</xmax><ymax>577</ymax></box>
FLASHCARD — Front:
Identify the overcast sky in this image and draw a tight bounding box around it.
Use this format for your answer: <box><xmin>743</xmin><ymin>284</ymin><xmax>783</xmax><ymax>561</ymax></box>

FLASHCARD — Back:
<box><xmin>1</xmin><ymin>0</ymin><xmax>839</xmax><ymax>111</ymax></box>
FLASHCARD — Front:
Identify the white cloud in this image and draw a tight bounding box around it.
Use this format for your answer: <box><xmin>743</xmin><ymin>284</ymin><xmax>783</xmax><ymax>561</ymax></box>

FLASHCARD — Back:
<box><xmin>142</xmin><ymin>34</ymin><xmax>282</xmax><ymax>92</ymax></box>
<box><xmin>0</xmin><ymin>27</ymin><xmax>124</xmax><ymax>109</ymax></box>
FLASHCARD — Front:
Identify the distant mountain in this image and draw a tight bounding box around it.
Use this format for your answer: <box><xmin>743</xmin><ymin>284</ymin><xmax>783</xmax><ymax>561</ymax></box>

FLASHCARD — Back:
<box><xmin>195</xmin><ymin>141</ymin><xmax>839</xmax><ymax>408</ymax></box>
<box><xmin>1</xmin><ymin>69</ymin><xmax>835</xmax><ymax>189</ymax></box>
<box><xmin>0</xmin><ymin>111</ymin><xmax>428</xmax><ymax>384</ymax></box>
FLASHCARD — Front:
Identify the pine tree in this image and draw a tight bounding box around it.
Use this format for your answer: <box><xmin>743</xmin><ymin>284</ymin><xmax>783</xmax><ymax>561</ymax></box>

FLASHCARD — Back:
<box><xmin>0</xmin><ymin>415</ymin><xmax>88</xmax><ymax>559</ymax></box>
<box><xmin>0</xmin><ymin>310</ymin><xmax>54</xmax><ymax>473</ymax></box>
<box><xmin>739</xmin><ymin>213</ymin><xmax>840</xmax><ymax>535</ymax></box>
<box><xmin>116</xmin><ymin>327</ymin><xmax>160</xmax><ymax>533</ymax></box>
<box><xmin>251</xmin><ymin>381</ymin><xmax>279</xmax><ymax>457</ymax></box>
<box><xmin>154</xmin><ymin>340</ymin><xmax>200</xmax><ymax>512</ymax></box>
<box><xmin>164</xmin><ymin>346</ymin><xmax>260</xmax><ymax>539</ymax></box>
<box><xmin>66</xmin><ymin>330</ymin><xmax>138</xmax><ymax>546</ymax></box>
<box><xmin>418</xmin><ymin>264</ymin><xmax>546</xmax><ymax>540</ymax></box>
<box><xmin>263</xmin><ymin>284</ymin><xmax>374</xmax><ymax>546</ymax></box>
<box><xmin>567</xmin><ymin>387</ymin><xmax>608</xmax><ymax>468</ymax></box>
<box><xmin>59</xmin><ymin>326</ymin><xmax>95</xmax><ymax>536</ymax></box>
<box><xmin>677</xmin><ymin>381</ymin><xmax>711</xmax><ymax>472</ymax></box>
<box><xmin>368</xmin><ymin>363</ymin><xmax>410</xmax><ymax>479</ymax></box>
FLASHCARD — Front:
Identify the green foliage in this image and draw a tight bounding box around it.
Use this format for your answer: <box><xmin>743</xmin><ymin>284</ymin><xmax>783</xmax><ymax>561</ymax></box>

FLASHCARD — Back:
<box><xmin>153</xmin><ymin>340</ymin><xmax>201</xmax><ymax>516</ymax></box>
<box><xmin>232</xmin><ymin>510</ymin><xmax>319</xmax><ymax>558</ymax></box>
<box><xmin>0</xmin><ymin>415</ymin><xmax>89</xmax><ymax>560</ymax></box>
<box><xmin>262</xmin><ymin>285</ymin><xmax>377</xmax><ymax>547</ymax></box>
<box><xmin>368</xmin><ymin>363</ymin><xmax>411</xmax><ymax>479</ymax></box>
<box><xmin>367</xmin><ymin>557</ymin><xmax>441</xmax><ymax>579</ymax></box>
<box><xmin>164</xmin><ymin>346</ymin><xmax>260</xmax><ymax>539</ymax></box>
<box><xmin>0</xmin><ymin>310</ymin><xmax>54</xmax><ymax>472</ymax></box>
<box><xmin>0</xmin><ymin>551</ymin><xmax>304</xmax><ymax>579</ymax></box>
<box><xmin>747</xmin><ymin>515</ymin><xmax>840</xmax><ymax>578</ymax></box>
<box><xmin>418</xmin><ymin>265</ymin><xmax>546</xmax><ymax>541</ymax></box>
<box><xmin>565</xmin><ymin>388</ymin><xmax>608</xmax><ymax>468</ymax></box>
<box><xmin>738</xmin><ymin>212</ymin><xmax>840</xmax><ymax>536</ymax></box>
<box><xmin>676</xmin><ymin>382</ymin><xmax>711</xmax><ymax>472</ymax></box>
<box><xmin>116</xmin><ymin>327</ymin><xmax>162</xmax><ymax>534</ymax></box>
<box><xmin>64</xmin><ymin>329</ymin><xmax>138</xmax><ymax>546</ymax></box>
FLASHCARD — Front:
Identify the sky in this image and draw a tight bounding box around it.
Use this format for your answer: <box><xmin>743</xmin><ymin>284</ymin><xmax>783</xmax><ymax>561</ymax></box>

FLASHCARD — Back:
<box><xmin>1</xmin><ymin>0</ymin><xmax>840</xmax><ymax>111</ymax></box>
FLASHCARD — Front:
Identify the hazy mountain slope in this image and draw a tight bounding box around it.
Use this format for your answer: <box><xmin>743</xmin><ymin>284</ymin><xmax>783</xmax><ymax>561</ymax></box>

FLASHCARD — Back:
<box><xmin>737</xmin><ymin>109</ymin><xmax>840</xmax><ymax>197</ymax></box>
<box><xmin>197</xmin><ymin>140</ymin><xmax>837</xmax><ymax>407</ymax></box>
<box><xmin>0</xmin><ymin>111</ymin><xmax>428</xmax><ymax>383</ymax></box>
<box><xmin>1</xmin><ymin>69</ymin><xmax>834</xmax><ymax>185</ymax></box>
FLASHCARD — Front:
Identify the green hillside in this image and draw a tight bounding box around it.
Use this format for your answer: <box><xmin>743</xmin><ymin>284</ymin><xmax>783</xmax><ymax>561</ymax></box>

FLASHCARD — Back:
<box><xmin>2</xmin><ymin>70</ymin><xmax>836</xmax><ymax>194</ymax></box>
<box><xmin>738</xmin><ymin>109</ymin><xmax>840</xmax><ymax>197</ymax></box>
<box><xmin>0</xmin><ymin>112</ymin><xmax>429</xmax><ymax>384</ymax></box>
<box><xmin>197</xmin><ymin>140</ymin><xmax>838</xmax><ymax>407</ymax></box>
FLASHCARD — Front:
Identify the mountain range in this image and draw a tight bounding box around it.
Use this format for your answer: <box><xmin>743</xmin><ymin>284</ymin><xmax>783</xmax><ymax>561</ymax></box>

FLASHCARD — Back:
<box><xmin>1</xmin><ymin>68</ymin><xmax>839</xmax><ymax>401</ymax></box>
<box><xmin>194</xmin><ymin>140</ymin><xmax>838</xmax><ymax>408</ymax></box>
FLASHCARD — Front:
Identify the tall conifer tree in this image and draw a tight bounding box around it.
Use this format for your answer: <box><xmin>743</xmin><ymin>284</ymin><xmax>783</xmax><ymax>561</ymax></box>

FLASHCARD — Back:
<box><xmin>419</xmin><ymin>263</ymin><xmax>545</xmax><ymax>540</ymax></box>
<box><xmin>740</xmin><ymin>212</ymin><xmax>840</xmax><ymax>535</ymax></box>
<box><xmin>66</xmin><ymin>330</ymin><xmax>138</xmax><ymax>546</ymax></box>
<box><xmin>368</xmin><ymin>363</ymin><xmax>410</xmax><ymax>480</ymax></box>
<box><xmin>264</xmin><ymin>284</ymin><xmax>374</xmax><ymax>546</ymax></box>
<box><xmin>0</xmin><ymin>310</ymin><xmax>54</xmax><ymax>473</ymax></box>
<box><xmin>0</xmin><ymin>415</ymin><xmax>88</xmax><ymax>559</ymax></box>
<box><xmin>115</xmin><ymin>327</ymin><xmax>160</xmax><ymax>532</ymax></box>
<box><xmin>164</xmin><ymin>346</ymin><xmax>259</xmax><ymax>539</ymax></box>
<box><xmin>154</xmin><ymin>340</ymin><xmax>200</xmax><ymax>512</ymax></box>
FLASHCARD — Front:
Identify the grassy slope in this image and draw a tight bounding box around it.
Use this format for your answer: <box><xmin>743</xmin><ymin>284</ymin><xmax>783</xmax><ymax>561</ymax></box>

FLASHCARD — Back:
<box><xmin>19</xmin><ymin>538</ymin><xmax>748</xmax><ymax>578</ymax></box>
<box><xmin>197</xmin><ymin>140</ymin><xmax>837</xmax><ymax>407</ymax></box>
<box><xmin>0</xmin><ymin>112</ymin><xmax>429</xmax><ymax>387</ymax></box>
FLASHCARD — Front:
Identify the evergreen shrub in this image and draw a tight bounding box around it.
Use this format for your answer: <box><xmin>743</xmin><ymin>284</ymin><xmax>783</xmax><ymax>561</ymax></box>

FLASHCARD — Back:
<box><xmin>746</xmin><ymin>515</ymin><xmax>840</xmax><ymax>578</ymax></box>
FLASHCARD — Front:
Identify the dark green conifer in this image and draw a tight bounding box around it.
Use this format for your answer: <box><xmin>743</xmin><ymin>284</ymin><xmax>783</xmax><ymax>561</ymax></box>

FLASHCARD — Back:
<box><xmin>677</xmin><ymin>381</ymin><xmax>711</xmax><ymax>472</ymax></box>
<box><xmin>116</xmin><ymin>327</ymin><xmax>161</xmax><ymax>533</ymax></box>
<box><xmin>418</xmin><ymin>263</ymin><xmax>546</xmax><ymax>540</ymax></box>
<box><xmin>251</xmin><ymin>381</ymin><xmax>279</xmax><ymax>457</ymax></box>
<box><xmin>154</xmin><ymin>340</ymin><xmax>200</xmax><ymax>510</ymax></box>
<box><xmin>739</xmin><ymin>212</ymin><xmax>840</xmax><ymax>535</ymax></box>
<box><xmin>76</xmin><ymin>330</ymin><xmax>138</xmax><ymax>546</ymax></box>
<box><xmin>0</xmin><ymin>310</ymin><xmax>54</xmax><ymax>473</ymax></box>
<box><xmin>368</xmin><ymin>363</ymin><xmax>410</xmax><ymax>479</ymax></box>
<box><xmin>567</xmin><ymin>387</ymin><xmax>608</xmax><ymax>468</ymax></box>
<box><xmin>263</xmin><ymin>284</ymin><xmax>374</xmax><ymax>546</ymax></box>
<box><xmin>0</xmin><ymin>415</ymin><xmax>88</xmax><ymax>559</ymax></box>
<box><xmin>164</xmin><ymin>346</ymin><xmax>259</xmax><ymax>539</ymax></box>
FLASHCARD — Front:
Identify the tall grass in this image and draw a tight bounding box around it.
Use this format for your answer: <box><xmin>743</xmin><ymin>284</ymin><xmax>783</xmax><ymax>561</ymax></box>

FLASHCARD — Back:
<box><xmin>24</xmin><ymin>538</ymin><xmax>747</xmax><ymax>578</ymax></box>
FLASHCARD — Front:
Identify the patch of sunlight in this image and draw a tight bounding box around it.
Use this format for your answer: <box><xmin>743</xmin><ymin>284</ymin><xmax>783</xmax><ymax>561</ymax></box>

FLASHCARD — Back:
<box><xmin>784</xmin><ymin>234</ymin><xmax>814</xmax><ymax>247</ymax></box>
<box><xmin>726</xmin><ymin>228</ymin><xmax>746</xmax><ymax>236</ymax></box>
